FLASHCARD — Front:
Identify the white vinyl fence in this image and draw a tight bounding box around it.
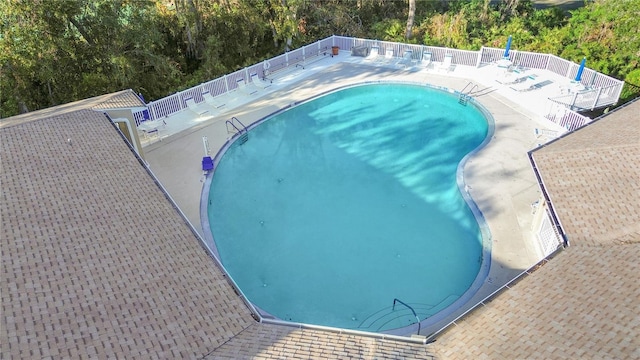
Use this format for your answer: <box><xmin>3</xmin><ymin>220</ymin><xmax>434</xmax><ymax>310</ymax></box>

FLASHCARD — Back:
<box><xmin>135</xmin><ymin>35</ymin><xmax>624</xmax><ymax>132</ymax></box>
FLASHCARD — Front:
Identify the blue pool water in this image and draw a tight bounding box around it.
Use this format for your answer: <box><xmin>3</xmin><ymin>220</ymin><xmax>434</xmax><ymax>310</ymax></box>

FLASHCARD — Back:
<box><xmin>207</xmin><ymin>83</ymin><xmax>490</xmax><ymax>332</ymax></box>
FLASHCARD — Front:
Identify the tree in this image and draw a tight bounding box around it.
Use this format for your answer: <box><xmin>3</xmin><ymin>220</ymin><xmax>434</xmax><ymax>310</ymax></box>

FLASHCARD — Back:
<box><xmin>557</xmin><ymin>0</ymin><xmax>640</xmax><ymax>79</ymax></box>
<box><xmin>405</xmin><ymin>0</ymin><xmax>416</xmax><ymax>40</ymax></box>
<box><xmin>0</xmin><ymin>0</ymin><xmax>183</xmax><ymax>117</ymax></box>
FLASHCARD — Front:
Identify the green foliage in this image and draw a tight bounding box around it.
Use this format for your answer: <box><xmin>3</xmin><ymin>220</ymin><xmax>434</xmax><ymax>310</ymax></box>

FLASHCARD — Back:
<box><xmin>1</xmin><ymin>0</ymin><xmax>638</xmax><ymax>118</ymax></box>
<box><xmin>0</xmin><ymin>0</ymin><xmax>182</xmax><ymax>116</ymax></box>
<box><xmin>371</xmin><ymin>19</ymin><xmax>405</xmax><ymax>42</ymax></box>
<box><xmin>556</xmin><ymin>0</ymin><xmax>640</xmax><ymax>79</ymax></box>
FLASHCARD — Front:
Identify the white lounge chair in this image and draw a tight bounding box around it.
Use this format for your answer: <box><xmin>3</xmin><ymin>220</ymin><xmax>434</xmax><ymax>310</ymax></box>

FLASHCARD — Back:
<box><xmin>364</xmin><ymin>46</ymin><xmax>380</xmax><ymax>61</ymax></box>
<box><xmin>421</xmin><ymin>51</ymin><xmax>433</xmax><ymax>69</ymax></box>
<box><xmin>534</xmin><ymin>128</ymin><xmax>559</xmax><ymax>139</ymax></box>
<box><xmin>396</xmin><ymin>50</ymin><xmax>413</xmax><ymax>68</ymax></box>
<box><xmin>236</xmin><ymin>78</ymin><xmax>258</xmax><ymax>95</ymax></box>
<box><xmin>185</xmin><ymin>97</ymin><xmax>210</xmax><ymax>117</ymax></box>
<box><xmin>250</xmin><ymin>73</ymin><xmax>271</xmax><ymax>89</ymax></box>
<box><xmin>202</xmin><ymin>91</ymin><xmax>226</xmax><ymax>109</ymax></box>
<box><xmin>511</xmin><ymin>79</ymin><xmax>553</xmax><ymax>92</ymax></box>
<box><xmin>138</xmin><ymin>119</ymin><xmax>166</xmax><ymax>139</ymax></box>
<box><xmin>382</xmin><ymin>49</ymin><xmax>395</xmax><ymax>64</ymax></box>
<box><xmin>438</xmin><ymin>54</ymin><xmax>454</xmax><ymax>72</ymax></box>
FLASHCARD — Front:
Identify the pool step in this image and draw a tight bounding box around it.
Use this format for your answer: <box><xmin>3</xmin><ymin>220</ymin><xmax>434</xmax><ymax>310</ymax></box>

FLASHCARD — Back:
<box><xmin>239</xmin><ymin>132</ymin><xmax>249</xmax><ymax>145</ymax></box>
<box><xmin>358</xmin><ymin>303</ymin><xmax>434</xmax><ymax>332</ymax></box>
<box><xmin>458</xmin><ymin>81</ymin><xmax>478</xmax><ymax>106</ymax></box>
<box><xmin>357</xmin><ymin>295</ymin><xmax>462</xmax><ymax>332</ymax></box>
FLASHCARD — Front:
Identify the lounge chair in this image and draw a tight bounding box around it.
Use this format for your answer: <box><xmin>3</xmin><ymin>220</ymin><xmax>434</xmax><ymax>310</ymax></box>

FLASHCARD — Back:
<box><xmin>137</xmin><ymin>119</ymin><xmax>166</xmax><ymax>139</ymax></box>
<box><xmin>421</xmin><ymin>51</ymin><xmax>433</xmax><ymax>69</ymax></box>
<box><xmin>438</xmin><ymin>54</ymin><xmax>454</xmax><ymax>72</ymax></box>
<box><xmin>250</xmin><ymin>73</ymin><xmax>271</xmax><ymax>89</ymax></box>
<box><xmin>236</xmin><ymin>78</ymin><xmax>258</xmax><ymax>95</ymax></box>
<box><xmin>185</xmin><ymin>97</ymin><xmax>210</xmax><ymax>117</ymax></box>
<box><xmin>396</xmin><ymin>50</ymin><xmax>413</xmax><ymax>68</ymax></box>
<box><xmin>534</xmin><ymin>128</ymin><xmax>559</xmax><ymax>139</ymax></box>
<box><xmin>202</xmin><ymin>91</ymin><xmax>226</xmax><ymax>109</ymax></box>
<box><xmin>382</xmin><ymin>49</ymin><xmax>395</xmax><ymax>64</ymax></box>
<box><xmin>364</xmin><ymin>46</ymin><xmax>380</xmax><ymax>61</ymax></box>
<box><xmin>511</xmin><ymin>79</ymin><xmax>553</xmax><ymax>92</ymax></box>
<box><xmin>496</xmin><ymin>75</ymin><xmax>529</xmax><ymax>85</ymax></box>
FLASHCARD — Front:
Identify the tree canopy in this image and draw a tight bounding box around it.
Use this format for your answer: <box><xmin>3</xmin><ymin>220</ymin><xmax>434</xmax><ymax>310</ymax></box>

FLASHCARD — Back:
<box><xmin>1</xmin><ymin>0</ymin><xmax>638</xmax><ymax>118</ymax></box>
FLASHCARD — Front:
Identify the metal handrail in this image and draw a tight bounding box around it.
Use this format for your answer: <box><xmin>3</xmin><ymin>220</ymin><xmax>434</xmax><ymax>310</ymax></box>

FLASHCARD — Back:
<box><xmin>459</xmin><ymin>82</ymin><xmax>478</xmax><ymax>105</ymax></box>
<box><xmin>460</xmin><ymin>81</ymin><xmax>474</xmax><ymax>94</ymax></box>
<box><xmin>225</xmin><ymin>116</ymin><xmax>248</xmax><ymax>135</ymax></box>
<box><xmin>392</xmin><ymin>298</ymin><xmax>421</xmax><ymax>335</ymax></box>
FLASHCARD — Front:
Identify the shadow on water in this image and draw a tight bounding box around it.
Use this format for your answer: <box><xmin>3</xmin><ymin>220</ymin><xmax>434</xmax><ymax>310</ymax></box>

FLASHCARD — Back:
<box><xmin>207</xmin><ymin>83</ymin><xmax>498</xmax><ymax>333</ymax></box>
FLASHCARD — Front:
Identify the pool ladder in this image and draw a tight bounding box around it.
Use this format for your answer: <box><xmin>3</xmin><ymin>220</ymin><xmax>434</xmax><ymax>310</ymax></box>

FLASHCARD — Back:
<box><xmin>225</xmin><ymin>116</ymin><xmax>249</xmax><ymax>144</ymax></box>
<box><xmin>358</xmin><ymin>299</ymin><xmax>425</xmax><ymax>334</ymax></box>
<box><xmin>458</xmin><ymin>82</ymin><xmax>478</xmax><ymax>106</ymax></box>
<box><xmin>393</xmin><ymin>298</ymin><xmax>421</xmax><ymax>335</ymax></box>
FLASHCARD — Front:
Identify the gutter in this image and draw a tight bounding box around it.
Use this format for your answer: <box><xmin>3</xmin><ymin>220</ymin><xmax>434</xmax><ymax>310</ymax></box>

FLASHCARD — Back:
<box><xmin>527</xmin><ymin>151</ymin><xmax>569</xmax><ymax>247</ymax></box>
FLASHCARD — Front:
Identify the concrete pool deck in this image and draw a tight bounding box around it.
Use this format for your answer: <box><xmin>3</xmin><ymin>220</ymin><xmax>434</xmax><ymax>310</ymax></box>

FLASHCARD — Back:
<box><xmin>141</xmin><ymin>54</ymin><xmax>557</xmax><ymax>333</ymax></box>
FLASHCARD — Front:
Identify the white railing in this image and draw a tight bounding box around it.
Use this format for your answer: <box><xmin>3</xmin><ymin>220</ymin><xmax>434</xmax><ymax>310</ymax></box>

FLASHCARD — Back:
<box><xmin>545</xmin><ymin>103</ymin><xmax>592</xmax><ymax>131</ymax></box>
<box><xmin>136</xmin><ymin>35</ymin><xmax>624</xmax><ymax>132</ymax></box>
<box><xmin>133</xmin><ymin>109</ymin><xmax>149</xmax><ymax>126</ymax></box>
<box><xmin>546</xmin><ymin>54</ymin><xmax>572</xmax><ymax>77</ymax></box>
<box><xmin>513</xmin><ymin>50</ymin><xmax>550</xmax><ymax>70</ymax></box>
<box><xmin>478</xmin><ymin>47</ymin><xmax>505</xmax><ymax>65</ymax></box>
<box><xmin>548</xmin><ymin>81</ymin><xmax>621</xmax><ymax>113</ymax></box>
<box><xmin>449</xmin><ymin>48</ymin><xmax>479</xmax><ymax>66</ymax></box>
<box><xmin>538</xmin><ymin>210</ymin><xmax>562</xmax><ymax>257</ymax></box>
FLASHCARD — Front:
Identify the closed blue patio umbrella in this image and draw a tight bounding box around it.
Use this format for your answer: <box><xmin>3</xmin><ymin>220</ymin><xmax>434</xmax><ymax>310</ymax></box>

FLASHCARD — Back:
<box><xmin>503</xmin><ymin>35</ymin><xmax>512</xmax><ymax>58</ymax></box>
<box><xmin>575</xmin><ymin>57</ymin><xmax>586</xmax><ymax>82</ymax></box>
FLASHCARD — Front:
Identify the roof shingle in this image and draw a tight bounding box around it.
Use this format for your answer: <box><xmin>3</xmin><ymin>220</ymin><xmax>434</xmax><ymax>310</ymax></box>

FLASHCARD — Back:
<box><xmin>1</xmin><ymin>109</ymin><xmax>254</xmax><ymax>358</ymax></box>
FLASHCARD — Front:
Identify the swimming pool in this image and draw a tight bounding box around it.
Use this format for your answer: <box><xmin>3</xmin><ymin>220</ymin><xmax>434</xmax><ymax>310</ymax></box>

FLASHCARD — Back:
<box><xmin>205</xmin><ymin>83</ymin><xmax>492</xmax><ymax>333</ymax></box>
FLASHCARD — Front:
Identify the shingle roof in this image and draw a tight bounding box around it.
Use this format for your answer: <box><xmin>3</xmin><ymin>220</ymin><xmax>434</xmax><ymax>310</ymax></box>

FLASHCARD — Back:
<box><xmin>432</xmin><ymin>100</ymin><xmax>640</xmax><ymax>358</ymax></box>
<box><xmin>89</xmin><ymin>90</ymin><xmax>146</xmax><ymax>110</ymax></box>
<box><xmin>206</xmin><ymin>323</ymin><xmax>435</xmax><ymax>359</ymax></box>
<box><xmin>432</xmin><ymin>243</ymin><xmax>640</xmax><ymax>359</ymax></box>
<box><xmin>532</xmin><ymin>101</ymin><xmax>640</xmax><ymax>246</ymax></box>
<box><xmin>0</xmin><ymin>89</ymin><xmax>144</xmax><ymax>129</ymax></box>
<box><xmin>0</xmin><ymin>103</ymin><xmax>437</xmax><ymax>359</ymax></box>
<box><xmin>1</xmin><ymin>109</ymin><xmax>255</xmax><ymax>358</ymax></box>
<box><xmin>2</xmin><ymin>89</ymin><xmax>638</xmax><ymax>359</ymax></box>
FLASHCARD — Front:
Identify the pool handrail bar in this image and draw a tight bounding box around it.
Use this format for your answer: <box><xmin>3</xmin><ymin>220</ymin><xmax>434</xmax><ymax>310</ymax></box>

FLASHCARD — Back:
<box><xmin>225</xmin><ymin>116</ymin><xmax>249</xmax><ymax>144</ymax></box>
<box><xmin>225</xmin><ymin>116</ymin><xmax>247</xmax><ymax>134</ymax></box>
<box><xmin>392</xmin><ymin>298</ymin><xmax>421</xmax><ymax>335</ymax></box>
<box><xmin>458</xmin><ymin>82</ymin><xmax>478</xmax><ymax>106</ymax></box>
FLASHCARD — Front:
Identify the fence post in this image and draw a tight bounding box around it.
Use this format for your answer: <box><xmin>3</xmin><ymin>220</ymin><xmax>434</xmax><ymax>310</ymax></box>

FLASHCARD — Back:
<box><xmin>476</xmin><ymin>47</ymin><xmax>484</xmax><ymax>67</ymax></box>
<box><xmin>570</xmin><ymin>92</ymin><xmax>579</xmax><ymax>110</ymax></box>
<box><xmin>566</xmin><ymin>63</ymin><xmax>574</xmax><ymax>79</ymax></box>
<box><xmin>545</xmin><ymin>55</ymin><xmax>552</xmax><ymax>70</ymax></box>
<box><xmin>614</xmin><ymin>82</ymin><xmax>624</xmax><ymax>103</ymax></box>
<box><xmin>149</xmin><ymin>103</ymin><xmax>158</xmax><ymax>120</ymax></box>
<box><xmin>223</xmin><ymin>75</ymin><xmax>230</xmax><ymax>93</ymax></box>
<box><xmin>592</xmin><ymin>87</ymin><xmax>603</xmax><ymax>110</ymax></box>
<box><xmin>176</xmin><ymin>91</ymin><xmax>183</xmax><ymax>110</ymax></box>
